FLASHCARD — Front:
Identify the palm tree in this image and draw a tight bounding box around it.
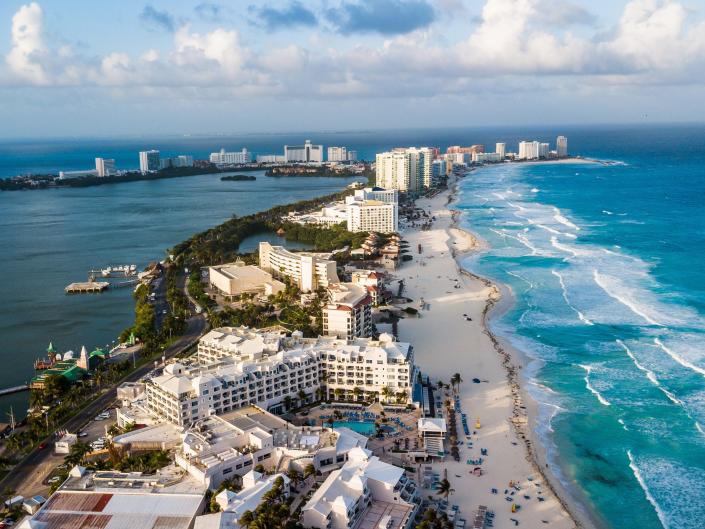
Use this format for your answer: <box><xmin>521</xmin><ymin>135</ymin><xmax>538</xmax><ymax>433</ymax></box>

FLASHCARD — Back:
<box><xmin>238</xmin><ymin>510</ymin><xmax>254</xmax><ymax>529</ymax></box>
<box><xmin>283</xmin><ymin>395</ymin><xmax>293</xmax><ymax>411</ymax></box>
<box><xmin>396</xmin><ymin>389</ymin><xmax>409</xmax><ymax>404</ymax></box>
<box><xmin>303</xmin><ymin>463</ymin><xmax>316</xmax><ymax>483</ymax></box>
<box><xmin>286</xmin><ymin>468</ymin><xmax>302</xmax><ymax>490</ymax></box>
<box><xmin>297</xmin><ymin>389</ymin><xmax>307</xmax><ymax>406</ymax></box>
<box><xmin>353</xmin><ymin>386</ymin><xmax>362</xmax><ymax>402</ymax></box>
<box><xmin>381</xmin><ymin>385</ymin><xmax>393</xmax><ymax>403</ymax></box>
<box><xmin>333</xmin><ymin>387</ymin><xmax>343</xmax><ymax>401</ymax></box>
<box><xmin>451</xmin><ymin>373</ymin><xmax>463</xmax><ymax>393</ymax></box>
<box><xmin>436</xmin><ymin>478</ymin><xmax>454</xmax><ymax>501</ymax></box>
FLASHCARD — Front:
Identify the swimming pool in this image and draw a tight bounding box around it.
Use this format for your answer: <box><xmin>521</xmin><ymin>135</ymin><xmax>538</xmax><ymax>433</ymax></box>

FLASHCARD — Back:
<box><xmin>332</xmin><ymin>421</ymin><xmax>376</xmax><ymax>435</ymax></box>
<box><xmin>332</xmin><ymin>421</ymin><xmax>395</xmax><ymax>435</ymax></box>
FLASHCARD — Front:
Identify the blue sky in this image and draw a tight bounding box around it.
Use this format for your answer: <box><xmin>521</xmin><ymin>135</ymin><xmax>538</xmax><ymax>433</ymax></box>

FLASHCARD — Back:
<box><xmin>1</xmin><ymin>0</ymin><xmax>704</xmax><ymax>137</ymax></box>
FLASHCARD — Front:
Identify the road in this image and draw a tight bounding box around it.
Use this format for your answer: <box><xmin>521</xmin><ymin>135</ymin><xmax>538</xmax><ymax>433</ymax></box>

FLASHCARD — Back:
<box><xmin>1</xmin><ymin>272</ymin><xmax>206</xmax><ymax>498</ymax></box>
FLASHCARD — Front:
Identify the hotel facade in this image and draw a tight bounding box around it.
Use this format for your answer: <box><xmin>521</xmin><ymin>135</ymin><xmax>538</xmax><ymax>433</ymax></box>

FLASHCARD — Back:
<box><xmin>259</xmin><ymin>241</ymin><xmax>339</xmax><ymax>292</ymax></box>
<box><xmin>144</xmin><ymin>327</ymin><xmax>416</xmax><ymax>425</ymax></box>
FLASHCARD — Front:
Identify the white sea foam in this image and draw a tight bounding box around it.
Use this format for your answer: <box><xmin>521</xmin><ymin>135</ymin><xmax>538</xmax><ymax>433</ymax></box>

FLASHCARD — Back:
<box><xmin>506</xmin><ymin>270</ymin><xmax>535</xmax><ymax>289</ymax></box>
<box><xmin>592</xmin><ymin>270</ymin><xmax>663</xmax><ymax>326</ymax></box>
<box><xmin>696</xmin><ymin>422</ymin><xmax>705</xmax><ymax>437</ymax></box>
<box><xmin>552</xmin><ymin>270</ymin><xmax>594</xmax><ymax>325</ymax></box>
<box><xmin>617</xmin><ymin>340</ymin><xmax>659</xmax><ymax>386</ymax></box>
<box><xmin>531</xmin><ymin>188</ymin><xmax>539</xmax><ymax>193</ymax></box>
<box><xmin>516</xmin><ymin>233</ymin><xmax>540</xmax><ymax>256</ymax></box>
<box><xmin>553</xmin><ymin>207</ymin><xmax>580</xmax><ymax>231</ymax></box>
<box><xmin>627</xmin><ymin>451</ymin><xmax>670</xmax><ymax>529</ymax></box>
<box><xmin>618</xmin><ymin>418</ymin><xmax>629</xmax><ymax>431</ymax></box>
<box><xmin>602</xmin><ymin>210</ymin><xmax>614</xmax><ymax>215</ymax></box>
<box><xmin>550</xmin><ymin>236</ymin><xmax>588</xmax><ymax>259</ymax></box>
<box><xmin>654</xmin><ymin>338</ymin><xmax>705</xmax><ymax>378</ymax></box>
<box><xmin>579</xmin><ymin>364</ymin><xmax>611</xmax><ymax>406</ymax></box>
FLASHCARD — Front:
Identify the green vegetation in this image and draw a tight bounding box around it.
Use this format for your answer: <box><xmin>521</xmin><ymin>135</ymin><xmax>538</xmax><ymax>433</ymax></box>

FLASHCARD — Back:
<box><xmin>0</xmin><ymin>166</ymin><xmax>225</xmax><ymax>191</ymax></box>
<box><xmin>170</xmin><ymin>189</ymin><xmax>356</xmax><ymax>266</ymax></box>
<box><xmin>119</xmin><ymin>284</ymin><xmax>155</xmax><ymax>343</ymax></box>
<box><xmin>187</xmin><ymin>269</ymin><xmax>212</xmax><ymax>309</ymax></box>
<box><xmin>237</xmin><ymin>476</ymin><xmax>302</xmax><ymax>529</ymax></box>
<box><xmin>415</xmin><ymin>508</ymin><xmax>455</xmax><ymax>529</ymax></box>
<box><xmin>265</xmin><ymin>165</ymin><xmax>364</xmax><ymax>177</ymax></box>
<box><xmin>276</xmin><ymin>222</ymin><xmax>368</xmax><ymax>252</ymax></box>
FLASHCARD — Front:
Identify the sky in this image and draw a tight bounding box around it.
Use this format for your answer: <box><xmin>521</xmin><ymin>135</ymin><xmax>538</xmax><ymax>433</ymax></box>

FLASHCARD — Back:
<box><xmin>1</xmin><ymin>0</ymin><xmax>704</xmax><ymax>137</ymax></box>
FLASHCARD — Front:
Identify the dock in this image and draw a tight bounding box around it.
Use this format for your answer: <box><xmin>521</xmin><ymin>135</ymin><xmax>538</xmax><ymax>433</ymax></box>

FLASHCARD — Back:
<box><xmin>65</xmin><ymin>281</ymin><xmax>110</xmax><ymax>294</ymax></box>
<box><xmin>0</xmin><ymin>385</ymin><xmax>29</xmax><ymax>396</ymax></box>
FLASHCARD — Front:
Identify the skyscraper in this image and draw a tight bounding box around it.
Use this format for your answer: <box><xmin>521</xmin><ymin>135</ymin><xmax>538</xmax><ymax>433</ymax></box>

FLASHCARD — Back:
<box><xmin>495</xmin><ymin>143</ymin><xmax>506</xmax><ymax>159</ymax></box>
<box><xmin>284</xmin><ymin>140</ymin><xmax>323</xmax><ymax>163</ymax></box>
<box><xmin>556</xmin><ymin>136</ymin><xmax>568</xmax><ymax>158</ymax></box>
<box><xmin>375</xmin><ymin>147</ymin><xmax>433</xmax><ymax>191</ymax></box>
<box><xmin>139</xmin><ymin>150</ymin><xmax>160</xmax><ymax>173</ymax></box>
<box><xmin>95</xmin><ymin>157</ymin><xmax>116</xmax><ymax>177</ymax></box>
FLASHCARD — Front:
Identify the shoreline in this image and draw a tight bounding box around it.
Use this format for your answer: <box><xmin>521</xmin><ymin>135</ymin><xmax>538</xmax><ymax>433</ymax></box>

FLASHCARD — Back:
<box><xmin>446</xmin><ymin>178</ymin><xmax>599</xmax><ymax>529</ymax></box>
<box><xmin>398</xmin><ymin>176</ymin><xmax>579</xmax><ymax>529</ymax></box>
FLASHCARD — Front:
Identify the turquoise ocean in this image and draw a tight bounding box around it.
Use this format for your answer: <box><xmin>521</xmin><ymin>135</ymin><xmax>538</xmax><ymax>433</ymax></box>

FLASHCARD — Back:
<box><xmin>455</xmin><ymin>127</ymin><xmax>705</xmax><ymax>529</ymax></box>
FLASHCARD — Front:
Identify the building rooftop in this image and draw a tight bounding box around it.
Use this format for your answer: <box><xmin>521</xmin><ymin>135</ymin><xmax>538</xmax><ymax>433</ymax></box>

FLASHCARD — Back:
<box><xmin>20</xmin><ymin>467</ymin><xmax>205</xmax><ymax>529</ymax></box>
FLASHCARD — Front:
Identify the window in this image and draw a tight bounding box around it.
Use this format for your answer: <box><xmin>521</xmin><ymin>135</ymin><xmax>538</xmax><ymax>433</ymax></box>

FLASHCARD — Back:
<box><xmin>223</xmin><ymin>467</ymin><xmax>233</xmax><ymax>475</ymax></box>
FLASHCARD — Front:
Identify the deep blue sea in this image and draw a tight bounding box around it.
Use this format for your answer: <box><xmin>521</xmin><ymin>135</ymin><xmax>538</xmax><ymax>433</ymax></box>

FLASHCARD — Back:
<box><xmin>455</xmin><ymin>125</ymin><xmax>705</xmax><ymax>529</ymax></box>
<box><xmin>1</xmin><ymin>125</ymin><xmax>703</xmax><ymax>529</ymax></box>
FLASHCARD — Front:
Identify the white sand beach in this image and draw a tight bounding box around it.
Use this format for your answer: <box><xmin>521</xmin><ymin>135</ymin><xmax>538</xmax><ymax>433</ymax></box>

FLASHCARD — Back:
<box><xmin>396</xmin><ymin>177</ymin><xmax>589</xmax><ymax>529</ymax></box>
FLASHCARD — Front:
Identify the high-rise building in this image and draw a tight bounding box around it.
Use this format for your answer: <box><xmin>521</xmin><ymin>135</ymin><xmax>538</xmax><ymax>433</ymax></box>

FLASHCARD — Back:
<box><xmin>139</xmin><ymin>150</ymin><xmax>160</xmax><ymax>173</ymax></box>
<box><xmin>345</xmin><ymin>200</ymin><xmax>398</xmax><ymax>234</ymax></box>
<box><xmin>327</xmin><ymin>146</ymin><xmax>357</xmax><ymax>162</ymax></box>
<box><xmin>556</xmin><ymin>136</ymin><xmax>568</xmax><ymax>158</ymax></box>
<box><xmin>210</xmin><ymin>148</ymin><xmax>251</xmax><ymax>165</ymax></box>
<box><xmin>518</xmin><ymin>141</ymin><xmax>541</xmax><ymax>160</ymax></box>
<box><xmin>323</xmin><ymin>283</ymin><xmax>372</xmax><ymax>340</ymax></box>
<box><xmin>539</xmin><ymin>143</ymin><xmax>550</xmax><ymax>158</ymax></box>
<box><xmin>95</xmin><ymin>157</ymin><xmax>115</xmax><ymax>177</ymax></box>
<box><xmin>285</xmin><ymin>140</ymin><xmax>323</xmax><ymax>163</ymax></box>
<box><xmin>432</xmin><ymin>159</ymin><xmax>447</xmax><ymax>182</ymax></box>
<box><xmin>495</xmin><ymin>143</ymin><xmax>506</xmax><ymax>159</ymax></box>
<box><xmin>159</xmin><ymin>155</ymin><xmax>194</xmax><ymax>170</ymax></box>
<box><xmin>259</xmin><ymin>242</ymin><xmax>339</xmax><ymax>292</ymax></box>
<box><xmin>446</xmin><ymin>145</ymin><xmax>484</xmax><ymax>155</ymax></box>
<box><xmin>375</xmin><ymin>147</ymin><xmax>433</xmax><ymax>192</ymax></box>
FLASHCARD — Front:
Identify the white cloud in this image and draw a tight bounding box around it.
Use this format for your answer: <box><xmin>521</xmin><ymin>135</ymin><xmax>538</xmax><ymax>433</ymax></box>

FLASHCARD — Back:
<box><xmin>6</xmin><ymin>2</ymin><xmax>47</xmax><ymax>84</ymax></box>
<box><xmin>3</xmin><ymin>0</ymin><xmax>705</xmax><ymax>99</ymax></box>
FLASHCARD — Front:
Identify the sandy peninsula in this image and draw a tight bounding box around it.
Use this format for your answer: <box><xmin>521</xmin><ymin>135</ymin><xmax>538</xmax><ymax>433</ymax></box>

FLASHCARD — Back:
<box><xmin>395</xmin><ymin>174</ymin><xmax>594</xmax><ymax>529</ymax></box>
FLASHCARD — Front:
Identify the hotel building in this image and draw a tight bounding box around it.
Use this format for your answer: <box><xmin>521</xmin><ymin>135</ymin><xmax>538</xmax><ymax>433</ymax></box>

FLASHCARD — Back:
<box><xmin>328</xmin><ymin>146</ymin><xmax>357</xmax><ymax>162</ymax></box>
<box><xmin>302</xmin><ymin>447</ymin><xmax>420</xmax><ymax>529</ymax></box>
<box><xmin>285</xmin><ymin>140</ymin><xmax>323</xmax><ymax>163</ymax></box>
<box><xmin>496</xmin><ymin>142</ymin><xmax>506</xmax><ymax>158</ymax></box>
<box><xmin>518</xmin><ymin>141</ymin><xmax>540</xmax><ymax>160</ymax></box>
<box><xmin>557</xmin><ymin>136</ymin><xmax>568</xmax><ymax>158</ymax></box>
<box><xmin>375</xmin><ymin>147</ymin><xmax>433</xmax><ymax>192</ymax></box>
<box><xmin>95</xmin><ymin>157</ymin><xmax>116</xmax><ymax>177</ymax></box>
<box><xmin>144</xmin><ymin>327</ymin><xmax>415</xmax><ymax>425</ymax></box>
<box><xmin>210</xmin><ymin>148</ymin><xmax>251</xmax><ymax>165</ymax></box>
<box><xmin>345</xmin><ymin>200</ymin><xmax>398</xmax><ymax>234</ymax></box>
<box><xmin>208</xmin><ymin>261</ymin><xmax>285</xmax><ymax>300</ymax></box>
<box><xmin>259</xmin><ymin>242</ymin><xmax>340</xmax><ymax>292</ymax></box>
<box><xmin>139</xmin><ymin>150</ymin><xmax>160</xmax><ymax>173</ymax></box>
<box><xmin>323</xmin><ymin>283</ymin><xmax>372</xmax><ymax>340</ymax></box>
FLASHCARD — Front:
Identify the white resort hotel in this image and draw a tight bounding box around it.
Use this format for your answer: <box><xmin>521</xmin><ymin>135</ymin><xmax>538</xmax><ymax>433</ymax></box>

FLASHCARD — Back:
<box><xmin>144</xmin><ymin>326</ymin><xmax>416</xmax><ymax>425</ymax></box>
<box><xmin>259</xmin><ymin>241</ymin><xmax>339</xmax><ymax>292</ymax></box>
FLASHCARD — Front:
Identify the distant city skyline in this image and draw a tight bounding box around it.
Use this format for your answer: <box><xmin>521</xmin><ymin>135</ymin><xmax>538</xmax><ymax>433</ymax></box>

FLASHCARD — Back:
<box><xmin>1</xmin><ymin>0</ymin><xmax>704</xmax><ymax>137</ymax></box>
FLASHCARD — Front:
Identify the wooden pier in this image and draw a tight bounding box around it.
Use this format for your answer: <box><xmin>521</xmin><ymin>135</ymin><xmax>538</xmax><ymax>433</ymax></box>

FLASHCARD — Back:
<box><xmin>65</xmin><ymin>281</ymin><xmax>110</xmax><ymax>294</ymax></box>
